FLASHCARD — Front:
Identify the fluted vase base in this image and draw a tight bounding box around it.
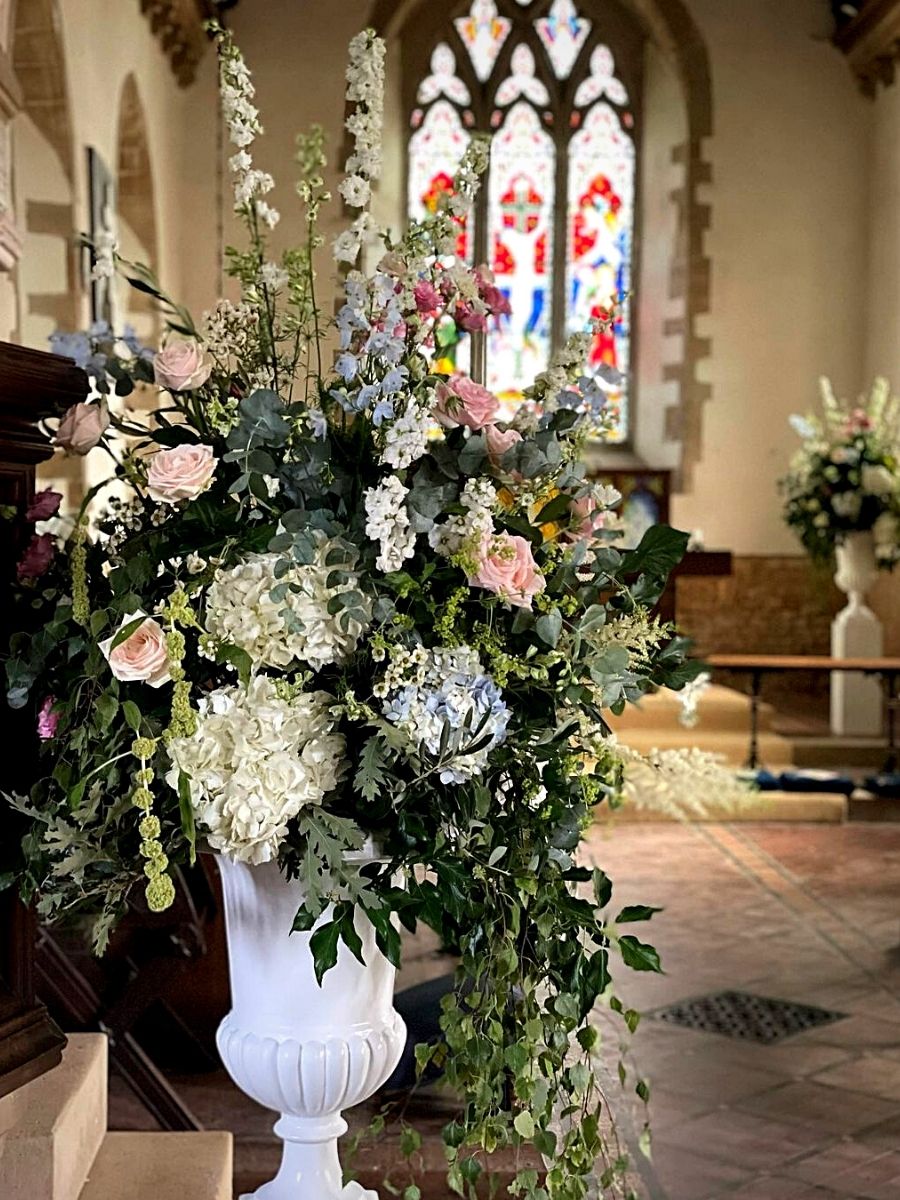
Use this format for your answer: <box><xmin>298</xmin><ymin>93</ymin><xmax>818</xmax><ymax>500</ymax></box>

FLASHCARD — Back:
<box><xmin>216</xmin><ymin>856</ymin><xmax>406</xmax><ymax>1200</ymax></box>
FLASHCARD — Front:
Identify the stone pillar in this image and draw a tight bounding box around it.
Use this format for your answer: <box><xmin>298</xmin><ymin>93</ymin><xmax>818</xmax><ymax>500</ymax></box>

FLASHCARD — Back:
<box><xmin>831</xmin><ymin>531</ymin><xmax>884</xmax><ymax>737</ymax></box>
<box><xmin>0</xmin><ymin>42</ymin><xmax>23</xmax><ymax>342</ymax></box>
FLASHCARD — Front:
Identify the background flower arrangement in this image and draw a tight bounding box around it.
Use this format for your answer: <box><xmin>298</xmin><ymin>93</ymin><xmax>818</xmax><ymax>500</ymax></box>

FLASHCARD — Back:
<box><xmin>3</xmin><ymin>25</ymin><xmax>710</xmax><ymax>1199</ymax></box>
<box><xmin>781</xmin><ymin>376</ymin><xmax>900</xmax><ymax>568</ymax></box>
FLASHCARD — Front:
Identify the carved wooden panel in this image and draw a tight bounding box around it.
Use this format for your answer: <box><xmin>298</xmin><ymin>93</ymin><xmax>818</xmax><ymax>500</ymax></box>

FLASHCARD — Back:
<box><xmin>835</xmin><ymin>0</ymin><xmax>900</xmax><ymax>95</ymax></box>
<box><xmin>0</xmin><ymin>341</ymin><xmax>86</xmax><ymax>1099</ymax></box>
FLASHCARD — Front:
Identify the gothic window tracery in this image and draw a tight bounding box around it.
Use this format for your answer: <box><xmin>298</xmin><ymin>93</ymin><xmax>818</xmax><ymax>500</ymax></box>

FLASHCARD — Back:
<box><xmin>407</xmin><ymin>0</ymin><xmax>643</xmax><ymax>441</ymax></box>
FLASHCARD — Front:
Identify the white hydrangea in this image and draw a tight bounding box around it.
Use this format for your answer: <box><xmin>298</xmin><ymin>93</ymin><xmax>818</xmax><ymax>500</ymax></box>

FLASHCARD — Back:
<box><xmin>167</xmin><ymin>676</ymin><xmax>345</xmax><ymax>865</ymax></box>
<box><xmin>380</xmin><ymin>396</ymin><xmax>432</xmax><ymax>470</ymax></box>
<box><xmin>365</xmin><ymin>475</ymin><xmax>417</xmax><ymax>572</ymax></box>
<box><xmin>429</xmin><ymin>477</ymin><xmax>495</xmax><ymax>558</ymax></box>
<box><xmin>204</xmin><ymin>544</ymin><xmax>369</xmax><ymax>671</ymax></box>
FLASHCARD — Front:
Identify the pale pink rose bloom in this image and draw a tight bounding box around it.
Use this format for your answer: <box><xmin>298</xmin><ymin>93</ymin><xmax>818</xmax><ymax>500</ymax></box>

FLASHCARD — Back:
<box><xmin>413</xmin><ymin>280</ymin><xmax>441</xmax><ymax>313</ymax></box>
<box><xmin>433</xmin><ymin>375</ymin><xmax>500</xmax><ymax>431</ymax></box>
<box><xmin>37</xmin><ymin>696</ymin><xmax>59</xmax><ymax>740</ymax></box>
<box><xmin>54</xmin><ymin>402</ymin><xmax>109</xmax><ymax>455</ymax></box>
<box><xmin>146</xmin><ymin>444</ymin><xmax>216</xmax><ymax>505</ymax></box>
<box><xmin>153</xmin><ymin>340</ymin><xmax>212</xmax><ymax>392</ymax></box>
<box><xmin>468</xmin><ymin>532</ymin><xmax>545</xmax><ymax>609</ymax></box>
<box><xmin>566</xmin><ymin>495</ymin><xmax>607</xmax><ymax>545</ymax></box>
<box><xmin>484</xmin><ymin>424</ymin><xmax>523</xmax><ymax>471</ymax></box>
<box><xmin>377</xmin><ymin>251</ymin><xmax>406</xmax><ymax>277</ymax></box>
<box><xmin>99</xmin><ymin>611</ymin><xmax>171</xmax><ymax>688</ymax></box>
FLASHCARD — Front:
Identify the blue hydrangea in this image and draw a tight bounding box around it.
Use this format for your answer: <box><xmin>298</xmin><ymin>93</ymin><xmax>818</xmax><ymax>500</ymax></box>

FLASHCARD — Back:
<box><xmin>382</xmin><ymin>647</ymin><xmax>510</xmax><ymax>784</ymax></box>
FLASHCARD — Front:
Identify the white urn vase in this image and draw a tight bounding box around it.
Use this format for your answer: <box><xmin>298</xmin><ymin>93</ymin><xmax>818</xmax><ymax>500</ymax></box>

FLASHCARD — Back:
<box><xmin>831</xmin><ymin>529</ymin><xmax>883</xmax><ymax>736</ymax></box>
<box><xmin>216</xmin><ymin>855</ymin><xmax>407</xmax><ymax>1200</ymax></box>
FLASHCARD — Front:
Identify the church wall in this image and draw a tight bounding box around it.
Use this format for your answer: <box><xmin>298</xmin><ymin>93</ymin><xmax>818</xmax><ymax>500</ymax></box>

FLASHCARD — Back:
<box><xmin>669</xmin><ymin>0</ymin><xmax>871</xmax><ymax>558</ymax></box>
<box><xmin>10</xmin><ymin>0</ymin><xmax>218</xmax><ymax>348</ymax></box>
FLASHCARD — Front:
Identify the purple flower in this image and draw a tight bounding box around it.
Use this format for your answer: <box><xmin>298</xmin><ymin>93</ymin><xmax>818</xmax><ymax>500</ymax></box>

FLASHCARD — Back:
<box><xmin>335</xmin><ymin>352</ymin><xmax>358</xmax><ymax>382</ymax></box>
<box><xmin>372</xmin><ymin>399</ymin><xmax>395</xmax><ymax>426</ymax></box>
<box><xmin>25</xmin><ymin>489</ymin><xmax>62</xmax><ymax>522</ymax></box>
<box><xmin>37</xmin><ymin>697</ymin><xmax>59</xmax><ymax>740</ymax></box>
<box><xmin>17</xmin><ymin>533</ymin><xmax>55</xmax><ymax>582</ymax></box>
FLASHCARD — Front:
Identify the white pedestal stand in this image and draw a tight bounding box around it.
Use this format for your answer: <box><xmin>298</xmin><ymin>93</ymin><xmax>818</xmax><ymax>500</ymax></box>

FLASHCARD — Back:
<box><xmin>831</xmin><ymin>531</ymin><xmax>883</xmax><ymax>737</ymax></box>
<box><xmin>215</xmin><ymin>856</ymin><xmax>406</xmax><ymax>1200</ymax></box>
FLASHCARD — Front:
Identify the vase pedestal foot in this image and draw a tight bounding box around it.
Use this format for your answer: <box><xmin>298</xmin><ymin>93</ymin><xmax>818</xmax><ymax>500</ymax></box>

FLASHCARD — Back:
<box><xmin>831</xmin><ymin>601</ymin><xmax>883</xmax><ymax>737</ymax></box>
<box><xmin>241</xmin><ymin>1115</ymin><xmax>379</xmax><ymax>1200</ymax></box>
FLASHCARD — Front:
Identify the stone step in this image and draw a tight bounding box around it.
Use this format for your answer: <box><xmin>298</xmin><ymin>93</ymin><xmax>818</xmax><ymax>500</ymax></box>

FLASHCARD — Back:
<box><xmin>612</xmin><ymin>727</ymin><xmax>794</xmax><ymax>768</ymax></box>
<box><xmin>78</xmin><ymin>1132</ymin><xmax>232</xmax><ymax>1200</ymax></box>
<box><xmin>603</xmin><ymin>790</ymin><xmax>847</xmax><ymax>823</ymax></box>
<box><xmin>613</xmin><ymin>684</ymin><xmax>778</xmax><ymax>736</ymax></box>
<box><xmin>0</xmin><ymin>1033</ymin><xmax>106</xmax><ymax>1200</ymax></box>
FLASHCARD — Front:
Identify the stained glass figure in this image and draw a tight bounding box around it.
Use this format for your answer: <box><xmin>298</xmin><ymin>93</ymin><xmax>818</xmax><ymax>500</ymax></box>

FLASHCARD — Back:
<box><xmin>566</xmin><ymin>102</ymin><xmax>635</xmax><ymax>440</ymax></box>
<box><xmin>486</xmin><ymin>101</ymin><xmax>555</xmax><ymax>406</ymax></box>
<box><xmin>455</xmin><ymin>0</ymin><xmax>512</xmax><ymax>82</ymax></box>
<box><xmin>418</xmin><ymin>43</ymin><xmax>472</xmax><ymax>106</ymax></box>
<box><xmin>495</xmin><ymin>44</ymin><xmax>550</xmax><ymax>107</ymax></box>
<box><xmin>574</xmin><ymin>43</ymin><xmax>628</xmax><ymax>107</ymax></box>
<box><xmin>408</xmin><ymin>100</ymin><xmax>472</xmax><ymax>375</ymax></box>
<box><xmin>534</xmin><ymin>0</ymin><xmax>591</xmax><ymax>79</ymax></box>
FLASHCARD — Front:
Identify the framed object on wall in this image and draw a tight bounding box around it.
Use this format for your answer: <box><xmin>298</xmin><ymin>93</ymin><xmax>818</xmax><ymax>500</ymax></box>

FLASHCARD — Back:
<box><xmin>86</xmin><ymin>147</ymin><xmax>117</xmax><ymax>327</ymax></box>
<box><xmin>594</xmin><ymin>466</ymin><xmax>671</xmax><ymax>548</ymax></box>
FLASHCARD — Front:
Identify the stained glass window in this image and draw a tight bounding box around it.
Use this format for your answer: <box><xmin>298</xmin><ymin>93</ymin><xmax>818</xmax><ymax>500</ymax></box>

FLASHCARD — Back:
<box><xmin>486</xmin><ymin>102</ymin><xmax>555</xmax><ymax>408</ymax></box>
<box><xmin>535</xmin><ymin>0</ymin><xmax>592</xmax><ymax>79</ymax></box>
<box><xmin>407</xmin><ymin>0</ymin><xmax>640</xmax><ymax>441</ymax></box>
<box><xmin>454</xmin><ymin>0</ymin><xmax>511</xmax><ymax>83</ymax></box>
<box><xmin>567</xmin><ymin>103</ymin><xmax>635</xmax><ymax>439</ymax></box>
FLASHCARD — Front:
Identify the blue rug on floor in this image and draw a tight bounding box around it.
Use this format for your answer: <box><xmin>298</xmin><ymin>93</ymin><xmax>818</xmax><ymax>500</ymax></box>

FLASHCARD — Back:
<box><xmin>863</xmin><ymin>773</ymin><xmax>900</xmax><ymax>798</ymax></box>
<box><xmin>755</xmin><ymin>769</ymin><xmax>855</xmax><ymax>795</ymax></box>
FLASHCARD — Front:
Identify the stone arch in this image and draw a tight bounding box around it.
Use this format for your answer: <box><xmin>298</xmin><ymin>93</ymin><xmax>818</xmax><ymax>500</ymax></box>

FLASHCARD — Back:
<box><xmin>116</xmin><ymin>72</ymin><xmax>158</xmax><ymax>339</ymax></box>
<box><xmin>11</xmin><ymin>0</ymin><xmax>82</xmax><ymax>508</ymax></box>
<box><xmin>370</xmin><ymin>0</ymin><xmax>713</xmax><ymax>489</ymax></box>
<box><xmin>117</xmin><ymin>73</ymin><xmax>158</xmax><ymax>269</ymax></box>
<box><xmin>11</xmin><ymin>0</ymin><xmax>79</xmax><ymax>341</ymax></box>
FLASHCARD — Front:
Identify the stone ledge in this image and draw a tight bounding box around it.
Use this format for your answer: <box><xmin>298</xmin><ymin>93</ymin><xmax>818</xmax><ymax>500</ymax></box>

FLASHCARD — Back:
<box><xmin>80</xmin><ymin>1132</ymin><xmax>233</xmax><ymax>1200</ymax></box>
<box><xmin>0</xmin><ymin>1033</ymin><xmax>106</xmax><ymax>1200</ymax></box>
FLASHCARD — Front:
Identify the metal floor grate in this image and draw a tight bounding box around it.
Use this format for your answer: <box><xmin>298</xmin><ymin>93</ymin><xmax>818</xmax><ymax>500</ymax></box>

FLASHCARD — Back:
<box><xmin>649</xmin><ymin>990</ymin><xmax>847</xmax><ymax>1043</ymax></box>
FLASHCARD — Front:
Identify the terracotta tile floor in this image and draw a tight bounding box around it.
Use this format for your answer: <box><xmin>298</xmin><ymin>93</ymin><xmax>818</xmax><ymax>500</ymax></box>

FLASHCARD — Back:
<box><xmin>108</xmin><ymin>821</ymin><xmax>900</xmax><ymax>1198</ymax></box>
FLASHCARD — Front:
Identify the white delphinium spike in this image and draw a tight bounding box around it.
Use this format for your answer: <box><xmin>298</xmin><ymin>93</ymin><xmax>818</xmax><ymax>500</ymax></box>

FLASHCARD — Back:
<box><xmin>610</xmin><ymin>739</ymin><xmax>752</xmax><ymax>820</ymax></box>
<box><xmin>333</xmin><ymin>29</ymin><xmax>386</xmax><ymax>266</ymax></box>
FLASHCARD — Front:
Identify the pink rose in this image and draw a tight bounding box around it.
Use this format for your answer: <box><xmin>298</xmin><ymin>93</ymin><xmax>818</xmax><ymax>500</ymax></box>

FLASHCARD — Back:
<box><xmin>54</xmin><ymin>401</ymin><xmax>109</xmax><ymax>455</ymax></box>
<box><xmin>153</xmin><ymin>340</ymin><xmax>212</xmax><ymax>392</ymax></box>
<box><xmin>484</xmin><ymin>424</ymin><xmax>523</xmax><ymax>471</ymax></box>
<box><xmin>433</xmin><ymin>375</ymin><xmax>500</xmax><ymax>431</ymax></box>
<box><xmin>377</xmin><ymin>251</ymin><xmax>406</xmax><ymax>277</ymax></box>
<box><xmin>17</xmin><ymin>533</ymin><xmax>54</xmax><ymax>582</ymax></box>
<box><xmin>413</xmin><ymin>280</ymin><xmax>441</xmax><ymax>314</ymax></box>
<box><xmin>454</xmin><ymin>302</ymin><xmax>487</xmax><ymax>334</ymax></box>
<box><xmin>468</xmin><ymin>532</ymin><xmax>545</xmax><ymax>609</ymax></box>
<box><xmin>99</xmin><ymin>611</ymin><xmax>171</xmax><ymax>688</ymax></box>
<box><xmin>37</xmin><ymin>697</ymin><xmax>59</xmax><ymax>740</ymax></box>
<box><xmin>475</xmin><ymin>266</ymin><xmax>511</xmax><ymax>317</ymax></box>
<box><xmin>566</xmin><ymin>496</ymin><xmax>607</xmax><ymax>545</ymax></box>
<box><xmin>26</xmin><ymin>489</ymin><xmax>62</xmax><ymax>522</ymax></box>
<box><xmin>146</xmin><ymin>444</ymin><xmax>216</xmax><ymax>505</ymax></box>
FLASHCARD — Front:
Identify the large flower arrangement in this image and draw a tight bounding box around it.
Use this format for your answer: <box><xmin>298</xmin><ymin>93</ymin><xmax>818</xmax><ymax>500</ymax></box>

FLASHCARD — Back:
<box><xmin>781</xmin><ymin>377</ymin><xmax>900</xmax><ymax>567</ymax></box>
<box><xmin>4</xmin><ymin>27</ymin><xmax>704</xmax><ymax>1199</ymax></box>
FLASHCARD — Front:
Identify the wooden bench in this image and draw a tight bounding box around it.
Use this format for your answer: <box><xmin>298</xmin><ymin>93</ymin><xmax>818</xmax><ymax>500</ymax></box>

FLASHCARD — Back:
<box><xmin>705</xmin><ymin>654</ymin><xmax>900</xmax><ymax>770</ymax></box>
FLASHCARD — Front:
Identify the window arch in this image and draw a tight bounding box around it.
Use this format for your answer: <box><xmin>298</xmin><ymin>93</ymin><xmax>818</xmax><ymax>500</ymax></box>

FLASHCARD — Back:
<box><xmin>406</xmin><ymin>0</ymin><xmax>646</xmax><ymax>442</ymax></box>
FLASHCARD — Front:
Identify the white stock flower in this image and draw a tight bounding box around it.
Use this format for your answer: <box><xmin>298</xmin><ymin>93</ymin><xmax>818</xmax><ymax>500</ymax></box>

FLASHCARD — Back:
<box><xmin>429</xmin><ymin>477</ymin><xmax>495</xmax><ymax>559</ymax></box>
<box><xmin>365</xmin><ymin>475</ymin><xmax>417</xmax><ymax>572</ymax></box>
<box><xmin>167</xmin><ymin>676</ymin><xmax>345</xmax><ymax>865</ymax></box>
<box><xmin>204</xmin><ymin>544</ymin><xmax>369</xmax><ymax>671</ymax></box>
<box><xmin>339</xmin><ymin>174</ymin><xmax>372</xmax><ymax>209</ymax></box>
<box><xmin>380</xmin><ymin>396</ymin><xmax>432</xmax><ymax>470</ymax></box>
